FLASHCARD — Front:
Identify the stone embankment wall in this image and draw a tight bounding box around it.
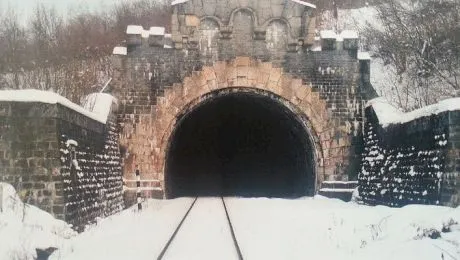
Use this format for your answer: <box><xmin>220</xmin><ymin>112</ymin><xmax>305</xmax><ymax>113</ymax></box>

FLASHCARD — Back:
<box><xmin>359</xmin><ymin>99</ymin><xmax>460</xmax><ymax>207</ymax></box>
<box><xmin>0</xmin><ymin>93</ymin><xmax>123</xmax><ymax>230</ymax></box>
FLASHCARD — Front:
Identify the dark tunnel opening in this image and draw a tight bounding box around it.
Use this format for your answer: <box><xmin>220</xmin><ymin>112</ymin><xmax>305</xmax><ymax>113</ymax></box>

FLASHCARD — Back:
<box><xmin>165</xmin><ymin>92</ymin><xmax>315</xmax><ymax>198</ymax></box>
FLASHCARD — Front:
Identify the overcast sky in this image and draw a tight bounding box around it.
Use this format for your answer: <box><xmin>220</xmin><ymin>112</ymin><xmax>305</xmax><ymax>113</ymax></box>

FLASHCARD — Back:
<box><xmin>0</xmin><ymin>0</ymin><xmax>124</xmax><ymax>23</ymax></box>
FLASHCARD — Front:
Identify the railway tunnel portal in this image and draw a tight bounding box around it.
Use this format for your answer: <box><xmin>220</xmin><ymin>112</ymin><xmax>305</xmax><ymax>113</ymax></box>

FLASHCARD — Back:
<box><xmin>165</xmin><ymin>90</ymin><xmax>316</xmax><ymax>198</ymax></box>
<box><xmin>113</xmin><ymin>0</ymin><xmax>377</xmax><ymax>202</ymax></box>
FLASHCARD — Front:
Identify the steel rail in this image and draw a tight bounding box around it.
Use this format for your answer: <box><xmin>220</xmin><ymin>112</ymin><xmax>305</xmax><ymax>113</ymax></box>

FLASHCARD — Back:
<box><xmin>156</xmin><ymin>197</ymin><xmax>198</xmax><ymax>260</ymax></box>
<box><xmin>221</xmin><ymin>197</ymin><xmax>244</xmax><ymax>260</ymax></box>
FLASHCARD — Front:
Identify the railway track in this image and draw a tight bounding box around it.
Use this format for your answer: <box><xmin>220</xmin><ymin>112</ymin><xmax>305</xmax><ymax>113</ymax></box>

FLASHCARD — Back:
<box><xmin>156</xmin><ymin>197</ymin><xmax>243</xmax><ymax>260</ymax></box>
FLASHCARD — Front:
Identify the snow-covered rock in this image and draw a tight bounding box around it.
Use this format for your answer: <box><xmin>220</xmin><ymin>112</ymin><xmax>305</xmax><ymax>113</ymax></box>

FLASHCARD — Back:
<box><xmin>0</xmin><ymin>183</ymin><xmax>76</xmax><ymax>260</ymax></box>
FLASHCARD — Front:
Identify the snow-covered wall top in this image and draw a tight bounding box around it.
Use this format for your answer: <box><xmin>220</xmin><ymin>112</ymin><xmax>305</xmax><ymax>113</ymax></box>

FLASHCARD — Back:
<box><xmin>360</xmin><ymin>99</ymin><xmax>460</xmax><ymax>207</ymax></box>
<box><xmin>126</xmin><ymin>25</ymin><xmax>166</xmax><ymax>38</ymax></box>
<box><xmin>82</xmin><ymin>93</ymin><xmax>118</xmax><ymax>122</ymax></box>
<box><xmin>368</xmin><ymin>97</ymin><xmax>460</xmax><ymax>127</ymax></box>
<box><xmin>113</xmin><ymin>46</ymin><xmax>127</xmax><ymax>56</ymax></box>
<box><xmin>0</xmin><ymin>89</ymin><xmax>116</xmax><ymax>124</ymax></box>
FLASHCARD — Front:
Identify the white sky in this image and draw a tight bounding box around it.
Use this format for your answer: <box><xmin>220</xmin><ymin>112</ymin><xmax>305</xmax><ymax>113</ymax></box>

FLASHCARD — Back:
<box><xmin>0</xmin><ymin>0</ymin><xmax>124</xmax><ymax>23</ymax></box>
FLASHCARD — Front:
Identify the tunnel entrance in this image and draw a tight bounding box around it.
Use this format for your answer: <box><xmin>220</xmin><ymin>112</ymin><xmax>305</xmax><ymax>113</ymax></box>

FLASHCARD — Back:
<box><xmin>165</xmin><ymin>91</ymin><xmax>315</xmax><ymax>198</ymax></box>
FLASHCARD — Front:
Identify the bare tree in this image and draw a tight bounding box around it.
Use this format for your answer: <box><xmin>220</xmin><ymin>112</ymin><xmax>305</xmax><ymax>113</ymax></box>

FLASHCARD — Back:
<box><xmin>0</xmin><ymin>8</ymin><xmax>28</xmax><ymax>89</ymax></box>
<box><xmin>363</xmin><ymin>0</ymin><xmax>460</xmax><ymax>110</ymax></box>
<box><xmin>0</xmin><ymin>0</ymin><xmax>172</xmax><ymax>102</ymax></box>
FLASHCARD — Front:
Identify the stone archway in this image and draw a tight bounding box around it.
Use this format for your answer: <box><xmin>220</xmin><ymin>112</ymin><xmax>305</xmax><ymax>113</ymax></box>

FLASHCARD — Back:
<box><xmin>151</xmin><ymin>57</ymin><xmax>335</xmax><ymax>196</ymax></box>
<box><xmin>164</xmin><ymin>88</ymin><xmax>318</xmax><ymax>198</ymax></box>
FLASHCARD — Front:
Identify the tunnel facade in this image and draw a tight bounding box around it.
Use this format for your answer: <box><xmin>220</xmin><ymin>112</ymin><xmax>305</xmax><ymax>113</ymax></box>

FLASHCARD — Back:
<box><xmin>165</xmin><ymin>92</ymin><xmax>315</xmax><ymax>198</ymax></box>
<box><xmin>113</xmin><ymin>0</ymin><xmax>377</xmax><ymax>202</ymax></box>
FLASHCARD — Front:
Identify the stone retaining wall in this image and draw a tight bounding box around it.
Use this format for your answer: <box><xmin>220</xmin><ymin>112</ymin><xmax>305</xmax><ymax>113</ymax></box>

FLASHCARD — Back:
<box><xmin>359</xmin><ymin>104</ymin><xmax>460</xmax><ymax>207</ymax></box>
<box><xmin>0</xmin><ymin>100</ymin><xmax>123</xmax><ymax>230</ymax></box>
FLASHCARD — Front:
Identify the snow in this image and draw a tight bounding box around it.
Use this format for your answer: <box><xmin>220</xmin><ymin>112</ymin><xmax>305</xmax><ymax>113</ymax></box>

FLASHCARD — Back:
<box><xmin>126</xmin><ymin>25</ymin><xmax>144</xmax><ymax>35</ymax></box>
<box><xmin>149</xmin><ymin>26</ymin><xmax>165</xmax><ymax>36</ymax></box>
<box><xmin>0</xmin><ymin>183</ymin><xmax>76</xmax><ymax>260</ymax></box>
<box><xmin>162</xmin><ymin>198</ymin><xmax>238</xmax><ymax>259</ymax></box>
<box><xmin>289</xmin><ymin>0</ymin><xmax>316</xmax><ymax>8</ymax></box>
<box><xmin>368</xmin><ymin>97</ymin><xmax>460</xmax><ymax>127</ymax></box>
<box><xmin>358</xmin><ymin>51</ymin><xmax>371</xmax><ymax>60</ymax></box>
<box><xmin>0</xmin><ymin>89</ymin><xmax>111</xmax><ymax>123</ymax></box>
<box><xmin>112</xmin><ymin>46</ymin><xmax>127</xmax><ymax>55</ymax></box>
<box><xmin>322</xmin><ymin>181</ymin><xmax>358</xmax><ymax>184</ymax></box>
<box><xmin>82</xmin><ymin>93</ymin><xmax>118</xmax><ymax>122</ymax></box>
<box><xmin>49</xmin><ymin>198</ymin><xmax>195</xmax><ymax>260</ymax></box>
<box><xmin>171</xmin><ymin>0</ymin><xmax>189</xmax><ymax>5</ymax></box>
<box><xmin>126</xmin><ymin>25</ymin><xmax>166</xmax><ymax>38</ymax></box>
<box><xmin>226</xmin><ymin>197</ymin><xmax>460</xmax><ymax>260</ymax></box>
<box><xmin>65</xmin><ymin>139</ymin><xmax>78</xmax><ymax>147</ymax></box>
<box><xmin>340</xmin><ymin>30</ymin><xmax>358</xmax><ymax>39</ymax></box>
<box><xmin>320</xmin><ymin>30</ymin><xmax>337</xmax><ymax>39</ymax></box>
<box><xmin>48</xmin><ymin>196</ymin><xmax>460</xmax><ymax>260</ymax></box>
<box><xmin>319</xmin><ymin>188</ymin><xmax>356</xmax><ymax>192</ymax></box>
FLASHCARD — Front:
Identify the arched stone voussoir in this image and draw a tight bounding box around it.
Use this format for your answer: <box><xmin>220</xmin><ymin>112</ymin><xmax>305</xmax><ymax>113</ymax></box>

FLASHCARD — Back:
<box><xmin>145</xmin><ymin>57</ymin><xmax>336</xmax><ymax>185</ymax></box>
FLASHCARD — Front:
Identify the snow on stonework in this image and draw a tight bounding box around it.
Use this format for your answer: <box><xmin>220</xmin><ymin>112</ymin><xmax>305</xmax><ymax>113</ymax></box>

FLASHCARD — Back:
<box><xmin>357</xmin><ymin>51</ymin><xmax>371</xmax><ymax>60</ymax></box>
<box><xmin>82</xmin><ymin>92</ymin><xmax>118</xmax><ymax>122</ymax></box>
<box><xmin>320</xmin><ymin>30</ymin><xmax>337</xmax><ymax>39</ymax></box>
<box><xmin>0</xmin><ymin>89</ymin><xmax>109</xmax><ymax>123</ymax></box>
<box><xmin>368</xmin><ymin>97</ymin><xmax>460</xmax><ymax>127</ymax></box>
<box><xmin>149</xmin><ymin>26</ymin><xmax>165</xmax><ymax>36</ymax></box>
<box><xmin>112</xmin><ymin>46</ymin><xmax>127</xmax><ymax>55</ymax></box>
<box><xmin>0</xmin><ymin>183</ymin><xmax>76</xmax><ymax>260</ymax></box>
<box><xmin>126</xmin><ymin>25</ymin><xmax>144</xmax><ymax>35</ymax></box>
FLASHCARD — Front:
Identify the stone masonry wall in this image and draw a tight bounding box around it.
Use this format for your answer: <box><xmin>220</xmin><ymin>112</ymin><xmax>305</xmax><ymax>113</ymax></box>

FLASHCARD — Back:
<box><xmin>0</xmin><ymin>101</ymin><xmax>123</xmax><ymax>230</ymax></box>
<box><xmin>0</xmin><ymin>102</ymin><xmax>62</xmax><ymax>217</ymax></box>
<box><xmin>359</xmin><ymin>106</ymin><xmax>460</xmax><ymax>207</ymax></box>
<box><xmin>58</xmin><ymin>111</ymin><xmax>123</xmax><ymax>230</ymax></box>
<box><xmin>444</xmin><ymin>111</ymin><xmax>460</xmax><ymax>206</ymax></box>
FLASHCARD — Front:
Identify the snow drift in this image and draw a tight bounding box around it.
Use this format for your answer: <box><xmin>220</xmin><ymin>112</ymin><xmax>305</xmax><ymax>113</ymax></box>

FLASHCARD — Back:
<box><xmin>0</xmin><ymin>182</ymin><xmax>76</xmax><ymax>260</ymax></box>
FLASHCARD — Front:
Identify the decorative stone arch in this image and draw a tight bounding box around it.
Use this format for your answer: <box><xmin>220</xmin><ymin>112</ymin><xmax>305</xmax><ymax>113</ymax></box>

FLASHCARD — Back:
<box><xmin>199</xmin><ymin>16</ymin><xmax>223</xmax><ymax>28</ymax></box>
<box><xmin>148</xmin><ymin>57</ymin><xmax>335</xmax><ymax>196</ymax></box>
<box><xmin>262</xmin><ymin>17</ymin><xmax>294</xmax><ymax>40</ymax></box>
<box><xmin>197</xmin><ymin>17</ymin><xmax>221</xmax><ymax>60</ymax></box>
<box><xmin>228</xmin><ymin>7</ymin><xmax>259</xmax><ymax>27</ymax></box>
<box><xmin>264</xmin><ymin>18</ymin><xmax>291</xmax><ymax>55</ymax></box>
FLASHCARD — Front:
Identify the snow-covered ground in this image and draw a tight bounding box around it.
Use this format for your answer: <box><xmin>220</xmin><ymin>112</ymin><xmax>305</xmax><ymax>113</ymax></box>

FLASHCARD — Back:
<box><xmin>2</xmin><ymin>182</ymin><xmax>459</xmax><ymax>260</ymax></box>
<box><xmin>0</xmin><ymin>183</ymin><xmax>76</xmax><ymax>260</ymax></box>
<box><xmin>50</xmin><ymin>196</ymin><xmax>460</xmax><ymax>260</ymax></box>
<box><xmin>49</xmin><ymin>198</ymin><xmax>195</xmax><ymax>260</ymax></box>
<box><xmin>226</xmin><ymin>197</ymin><xmax>460</xmax><ymax>260</ymax></box>
<box><xmin>161</xmin><ymin>198</ymin><xmax>238</xmax><ymax>260</ymax></box>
